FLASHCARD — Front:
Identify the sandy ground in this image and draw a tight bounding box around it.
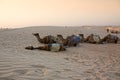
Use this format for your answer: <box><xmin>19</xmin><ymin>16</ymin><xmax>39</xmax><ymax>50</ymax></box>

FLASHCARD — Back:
<box><xmin>0</xmin><ymin>26</ymin><xmax>120</xmax><ymax>80</ymax></box>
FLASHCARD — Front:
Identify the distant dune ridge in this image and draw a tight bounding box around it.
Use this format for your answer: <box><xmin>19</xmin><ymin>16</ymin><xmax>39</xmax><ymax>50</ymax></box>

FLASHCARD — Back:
<box><xmin>0</xmin><ymin>26</ymin><xmax>120</xmax><ymax>80</ymax></box>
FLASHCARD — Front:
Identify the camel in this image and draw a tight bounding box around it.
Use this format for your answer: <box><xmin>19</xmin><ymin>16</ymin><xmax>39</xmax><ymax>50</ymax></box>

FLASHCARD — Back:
<box><xmin>106</xmin><ymin>27</ymin><xmax>120</xmax><ymax>34</ymax></box>
<box><xmin>25</xmin><ymin>43</ymin><xmax>66</xmax><ymax>52</ymax></box>
<box><xmin>85</xmin><ymin>34</ymin><xmax>102</xmax><ymax>44</ymax></box>
<box><xmin>55</xmin><ymin>34</ymin><xmax>84</xmax><ymax>46</ymax></box>
<box><xmin>33</xmin><ymin>33</ymin><xmax>56</xmax><ymax>44</ymax></box>
<box><xmin>57</xmin><ymin>34</ymin><xmax>84</xmax><ymax>46</ymax></box>
<box><xmin>101</xmin><ymin>34</ymin><xmax>119</xmax><ymax>43</ymax></box>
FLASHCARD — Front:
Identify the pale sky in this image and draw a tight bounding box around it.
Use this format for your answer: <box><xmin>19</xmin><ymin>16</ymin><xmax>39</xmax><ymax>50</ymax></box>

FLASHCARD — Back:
<box><xmin>0</xmin><ymin>0</ymin><xmax>120</xmax><ymax>28</ymax></box>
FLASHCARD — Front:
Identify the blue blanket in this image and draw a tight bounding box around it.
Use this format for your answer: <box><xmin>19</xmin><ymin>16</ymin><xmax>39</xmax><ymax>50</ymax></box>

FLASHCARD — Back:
<box><xmin>70</xmin><ymin>35</ymin><xmax>80</xmax><ymax>44</ymax></box>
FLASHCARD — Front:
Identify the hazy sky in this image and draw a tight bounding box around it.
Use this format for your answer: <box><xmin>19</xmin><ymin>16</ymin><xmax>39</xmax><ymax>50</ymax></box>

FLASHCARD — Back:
<box><xmin>0</xmin><ymin>0</ymin><xmax>120</xmax><ymax>28</ymax></box>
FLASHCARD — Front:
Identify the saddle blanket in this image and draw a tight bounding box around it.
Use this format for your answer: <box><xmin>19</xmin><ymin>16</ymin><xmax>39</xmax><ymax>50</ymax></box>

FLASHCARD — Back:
<box><xmin>51</xmin><ymin>43</ymin><xmax>60</xmax><ymax>52</ymax></box>
<box><xmin>93</xmin><ymin>35</ymin><xmax>100</xmax><ymax>43</ymax></box>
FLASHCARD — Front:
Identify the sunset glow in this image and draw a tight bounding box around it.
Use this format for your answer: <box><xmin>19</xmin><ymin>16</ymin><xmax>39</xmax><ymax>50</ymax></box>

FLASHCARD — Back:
<box><xmin>0</xmin><ymin>0</ymin><xmax>120</xmax><ymax>28</ymax></box>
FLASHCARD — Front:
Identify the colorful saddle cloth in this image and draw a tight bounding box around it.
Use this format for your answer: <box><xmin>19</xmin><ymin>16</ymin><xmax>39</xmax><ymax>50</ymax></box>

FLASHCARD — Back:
<box><xmin>110</xmin><ymin>35</ymin><xmax>118</xmax><ymax>40</ymax></box>
<box><xmin>70</xmin><ymin>35</ymin><xmax>80</xmax><ymax>44</ymax></box>
<box><xmin>51</xmin><ymin>43</ymin><xmax>61</xmax><ymax>52</ymax></box>
<box><xmin>76</xmin><ymin>35</ymin><xmax>81</xmax><ymax>42</ymax></box>
<box><xmin>93</xmin><ymin>35</ymin><xmax>100</xmax><ymax>43</ymax></box>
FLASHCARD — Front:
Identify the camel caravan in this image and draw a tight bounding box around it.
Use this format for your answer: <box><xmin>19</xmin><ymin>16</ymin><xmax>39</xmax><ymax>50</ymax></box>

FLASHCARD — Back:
<box><xmin>25</xmin><ymin>33</ymin><xmax>83</xmax><ymax>51</ymax></box>
<box><xmin>25</xmin><ymin>32</ymin><xmax>120</xmax><ymax>52</ymax></box>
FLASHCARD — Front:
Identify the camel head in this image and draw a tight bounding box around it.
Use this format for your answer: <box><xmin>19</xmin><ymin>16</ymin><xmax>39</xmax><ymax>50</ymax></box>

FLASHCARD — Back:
<box><xmin>32</xmin><ymin>33</ymin><xmax>40</xmax><ymax>37</ymax></box>
<box><xmin>32</xmin><ymin>33</ymin><xmax>44</xmax><ymax>43</ymax></box>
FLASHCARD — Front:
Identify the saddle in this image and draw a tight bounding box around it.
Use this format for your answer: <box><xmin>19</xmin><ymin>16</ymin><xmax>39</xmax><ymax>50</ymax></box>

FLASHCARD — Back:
<box><xmin>93</xmin><ymin>35</ymin><xmax>101</xmax><ymax>43</ymax></box>
<box><xmin>76</xmin><ymin>35</ymin><xmax>81</xmax><ymax>42</ymax></box>
<box><xmin>71</xmin><ymin>35</ymin><xmax>80</xmax><ymax>43</ymax></box>
<box><xmin>54</xmin><ymin>36</ymin><xmax>63</xmax><ymax>44</ymax></box>
<box><xmin>68</xmin><ymin>35</ymin><xmax>80</xmax><ymax>46</ymax></box>
<box><xmin>110</xmin><ymin>35</ymin><xmax>118</xmax><ymax>40</ymax></box>
<box><xmin>50</xmin><ymin>43</ymin><xmax>61</xmax><ymax>52</ymax></box>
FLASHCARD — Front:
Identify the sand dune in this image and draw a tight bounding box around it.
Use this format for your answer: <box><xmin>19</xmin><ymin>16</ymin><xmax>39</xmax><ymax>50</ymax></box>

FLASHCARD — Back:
<box><xmin>0</xmin><ymin>26</ymin><xmax>120</xmax><ymax>80</ymax></box>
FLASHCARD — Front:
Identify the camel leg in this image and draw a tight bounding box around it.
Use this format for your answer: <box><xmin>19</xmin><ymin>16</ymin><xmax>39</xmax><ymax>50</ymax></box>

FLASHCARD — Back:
<box><xmin>25</xmin><ymin>46</ymin><xmax>34</xmax><ymax>50</ymax></box>
<box><xmin>25</xmin><ymin>45</ymin><xmax>47</xmax><ymax>50</ymax></box>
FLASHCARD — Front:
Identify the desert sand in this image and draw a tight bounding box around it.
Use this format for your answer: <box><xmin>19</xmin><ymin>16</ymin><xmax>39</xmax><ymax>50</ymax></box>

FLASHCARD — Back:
<box><xmin>0</xmin><ymin>26</ymin><xmax>120</xmax><ymax>80</ymax></box>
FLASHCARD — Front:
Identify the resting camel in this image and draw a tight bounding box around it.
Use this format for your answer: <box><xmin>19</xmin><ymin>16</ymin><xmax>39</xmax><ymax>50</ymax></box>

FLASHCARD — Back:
<box><xmin>33</xmin><ymin>33</ymin><xmax>56</xmax><ymax>44</ymax></box>
<box><xmin>25</xmin><ymin>43</ymin><xmax>66</xmax><ymax>52</ymax></box>
<box><xmin>57</xmin><ymin>34</ymin><xmax>84</xmax><ymax>46</ymax></box>
<box><xmin>85</xmin><ymin>34</ymin><xmax>102</xmax><ymax>44</ymax></box>
<box><xmin>106</xmin><ymin>27</ymin><xmax>120</xmax><ymax>34</ymax></box>
<box><xmin>101</xmin><ymin>34</ymin><xmax>119</xmax><ymax>43</ymax></box>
